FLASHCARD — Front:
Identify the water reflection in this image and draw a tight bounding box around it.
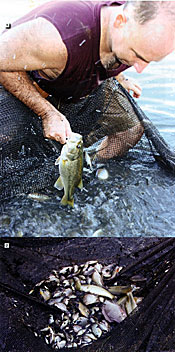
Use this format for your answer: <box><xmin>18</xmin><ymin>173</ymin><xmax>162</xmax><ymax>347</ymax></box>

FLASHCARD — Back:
<box><xmin>128</xmin><ymin>52</ymin><xmax>175</xmax><ymax>145</ymax></box>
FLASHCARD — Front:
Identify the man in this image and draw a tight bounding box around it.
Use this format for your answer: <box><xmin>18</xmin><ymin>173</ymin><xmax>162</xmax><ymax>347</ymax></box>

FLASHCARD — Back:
<box><xmin>0</xmin><ymin>1</ymin><xmax>174</xmax><ymax>161</ymax></box>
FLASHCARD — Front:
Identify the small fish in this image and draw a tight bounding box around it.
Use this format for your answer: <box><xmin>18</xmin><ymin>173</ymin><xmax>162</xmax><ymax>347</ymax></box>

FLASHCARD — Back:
<box><xmin>83</xmin><ymin>336</ymin><xmax>93</xmax><ymax>343</ymax></box>
<box><xmin>92</xmin><ymin>269</ymin><xmax>103</xmax><ymax>287</ymax></box>
<box><xmin>83</xmin><ymin>293</ymin><xmax>99</xmax><ymax>305</ymax></box>
<box><xmin>47</xmin><ymin>274</ymin><xmax>60</xmax><ymax>283</ymax></box>
<box><xmin>27</xmin><ymin>193</ymin><xmax>50</xmax><ymax>201</ymax></box>
<box><xmin>96</xmin><ymin>168</ymin><xmax>109</xmax><ymax>180</ymax></box>
<box><xmin>92</xmin><ymin>229</ymin><xmax>104</xmax><ymax>237</ymax></box>
<box><xmin>94</xmin><ymin>263</ymin><xmax>103</xmax><ymax>273</ymax></box>
<box><xmin>54</xmin><ymin>133</ymin><xmax>83</xmax><ymax>207</ymax></box>
<box><xmin>102</xmin><ymin>300</ymin><xmax>127</xmax><ymax>323</ymax></box>
<box><xmin>134</xmin><ymin>296</ymin><xmax>143</xmax><ymax>304</ymax></box>
<box><xmin>59</xmin><ymin>266</ymin><xmax>72</xmax><ymax>274</ymax></box>
<box><xmin>105</xmin><ymin>266</ymin><xmax>123</xmax><ymax>281</ymax></box>
<box><xmin>73</xmin><ymin>325</ymin><xmax>83</xmax><ymax>333</ymax></box>
<box><xmin>78</xmin><ymin>302</ymin><xmax>90</xmax><ymax>317</ymax></box>
<box><xmin>99</xmin><ymin>320</ymin><xmax>110</xmax><ymax>332</ymax></box>
<box><xmin>85</xmin><ymin>333</ymin><xmax>97</xmax><ymax>341</ymax></box>
<box><xmin>49</xmin><ymin>315</ymin><xmax>54</xmax><ymax>324</ymax></box>
<box><xmin>91</xmin><ymin>324</ymin><xmax>102</xmax><ymax>338</ymax></box>
<box><xmin>84</xmin><ymin>151</ymin><xmax>93</xmax><ymax>170</ymax></box>
<box><xmin>130</xmin><ymin>275</ymin><xmax>147</xmax><ymax>282</ymax></box>
<box><xmin>56</xmin><ymin>340</ymin><xmax>66</xmax><ymax>349</ymax></box>
<box><xmin>79</xmin><ymin>284</ymin><xmax>114</xmax><ymax>300</ymax></box>
<box><xmin>39</xmin><ymin>288</ymin><xmax>51</xmax><ymax>301</ymax></box>
<box><xmin>102</xmin><ymin>264</ymin><xmax>115</xmax><ymax>278</ymax></box>
<box><xmin>108</xmin><ymin>285</ymin><xmax>132</xmax><ymax>295</ymax></box>
<box><xmin>49</xmin><ymin>301</ymin><xmax>68</xmax><ymax>312</ymax></box>
<box><xmin>76</xmin><ymin>317</ymin><xmax>89</xmax><ymax>327</ymax></box>
<box><xmin>125</xmin><ymin>292</ymin><xmax>137</xmax><ymax>315</ymax></box>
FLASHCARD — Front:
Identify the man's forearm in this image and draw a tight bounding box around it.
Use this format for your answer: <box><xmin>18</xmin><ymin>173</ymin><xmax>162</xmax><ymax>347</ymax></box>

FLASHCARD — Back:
<box><xmin>0</xmin><ymin>71</ymin><xmax>55</xmax><ymax>118</ymax></box>
<box><xmin>0</xmin><ymin>71</ymin><xmax>72</xmax><ymax>143</ymax></box>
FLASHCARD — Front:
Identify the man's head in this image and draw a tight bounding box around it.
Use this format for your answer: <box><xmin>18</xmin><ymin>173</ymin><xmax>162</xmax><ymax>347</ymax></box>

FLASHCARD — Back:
<box><xmin>124</xmin><ymin>1</ymin><xmax>175</xmax><ymax>25</ymax></box>
<box><xmin>109</xmin><ymin>1</ymin><xmax>175</xmax><ymax>73</ymax></box>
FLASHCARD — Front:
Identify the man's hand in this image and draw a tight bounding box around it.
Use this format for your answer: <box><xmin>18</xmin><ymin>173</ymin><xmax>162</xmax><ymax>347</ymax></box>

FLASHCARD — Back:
<box><xmin>116</xmin><ymin>73</ymin><xmax>142</xmax><ymax>98</ymax></box>
<box><xmin>0</xmin><ymin>71</ymin><xmax>72</xmax><ymax>144</ymax></box>
<box><xmin>42</xmin><ymin>111</ymin><xmax>72</xmax><ymax>144</ymax></box>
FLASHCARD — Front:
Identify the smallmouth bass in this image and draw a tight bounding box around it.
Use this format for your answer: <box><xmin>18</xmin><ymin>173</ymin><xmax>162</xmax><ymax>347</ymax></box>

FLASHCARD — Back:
<box><xmin>54</xmin><ymin>133</ymin><xmax>83</xmax><ymax>207</ymax></box>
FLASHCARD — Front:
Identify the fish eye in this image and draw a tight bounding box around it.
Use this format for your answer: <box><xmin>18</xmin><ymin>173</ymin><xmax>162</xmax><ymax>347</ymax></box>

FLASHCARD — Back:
<box><xmin>77</xmin><ymin>142</ymin><xmax>81</xmax><ymax>149</ymax></box>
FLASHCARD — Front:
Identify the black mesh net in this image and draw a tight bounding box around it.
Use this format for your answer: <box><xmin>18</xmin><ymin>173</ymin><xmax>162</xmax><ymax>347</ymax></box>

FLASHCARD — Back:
<box><xmin>0</xmin><ymin>78</ymin><xmax>175</xmax><ymax>203</ymax></box>
<box><xmin>0</xmin><ymin>237</ymin><xmax>175</xmax><ymax>352</ymax></box>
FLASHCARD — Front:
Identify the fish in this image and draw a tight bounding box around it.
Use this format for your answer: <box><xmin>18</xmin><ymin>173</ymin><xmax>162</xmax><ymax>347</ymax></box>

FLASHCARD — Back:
<box><xmin>79</xmin><ymin>284</ymin><xmax>114</xmax><ymax>300</ymax></box>
<box><xmin>92</xmin><ymin>269</ymin><xmax>104</xmax><ymax>287</ymax></box>
<box><xmin>39</xmin><ymin>288</ymin><xmax>51</xmax><ymax>301</ymax></box>
<box><xmin>102</xmin><ymin>263</ymin><xmax>116</xmax><ymax>278</ymax></box>
<box><xmin>125</xmin><ymin>292</ymin><xmax>137</xmax><ymax>315</ymax></box>
<box><xmin>78</xmin><ymin>302</ymin><xmax>90</xmax><ymax>317</ymax></box>
<box><xmin>33</xmin><ymin>260</ymin><xmax>145</xmax><ymax>349</ymax></box>
<box><xmin>108</xmin><ymin>285</ymin><xmax>132</xmax><ymax>295</ymax></box>
<box><xmin>27</xmin><ymin>193</ymin><xmax>50</xmax><ymax>201</ymax></box>
<box><xmin>102</xmin><ymin>300</ymin><xmax>127</xmax><ymax>323</ymax></box>
<box><xmin>130</xmin><ymin>275</ymin><xmax>147</xmax><ymax>282</ymax></box>
<box><xmin>96</xmin><ymin>168</ymin><xmax>109</xmax><ymax>180</ymax></box>
<box><xmin>104</xmin><ymin>265</ymin><xmax>123</xmax><ymax>281</ymax></box>
<box><xmin>54</xmin><ymin>133</ymin><xmax>83</xmax><ymax>207</ymax></box>
<box><xmin>83</xmin><ymin>293</ymin><xmax>99</xmax><ymax>305</ymax></box>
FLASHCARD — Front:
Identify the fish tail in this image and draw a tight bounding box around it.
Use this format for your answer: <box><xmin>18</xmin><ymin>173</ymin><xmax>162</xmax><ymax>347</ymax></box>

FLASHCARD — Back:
<box><xmin>61</xmin><ymin>195</ymin><xmax>74</xmax><ymax>208</ymax></box>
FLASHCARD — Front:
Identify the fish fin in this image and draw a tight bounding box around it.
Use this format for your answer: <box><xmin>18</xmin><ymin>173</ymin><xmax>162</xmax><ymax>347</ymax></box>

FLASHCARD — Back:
<box><xmin>55</xmin><ymin>156</ymin><xmax>60</xmax><ymax>165</ymax></box>
<box><xmin>62</xmin><ymin>159</ymin><xmax>68</xmax><ymax>165</ymax></box>
<box><xmin>54</xmin><ymin>177</ymin><xmax>64</xmax><ymax>190</ymax></box>
<box><xmin>77</xmin><ymin>178</ymin><xmax>83</xmax><ymax>190</ymax></box>
<box><xmin>85</xmin><ymin>151</ymin><xmax>93</xmax><ymax>170</ymax></box>
<box><xmin>61</xmin><ymin>195</ymin><xmax>74</xmax><ymax>208</ymax></box>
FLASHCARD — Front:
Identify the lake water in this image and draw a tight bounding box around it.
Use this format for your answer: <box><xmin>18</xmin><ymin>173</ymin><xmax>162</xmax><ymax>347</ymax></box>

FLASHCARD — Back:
<box><xmin>0</xmin><ymin>2</ymin><xmax>175</xmax><ymax>237</ymax></box>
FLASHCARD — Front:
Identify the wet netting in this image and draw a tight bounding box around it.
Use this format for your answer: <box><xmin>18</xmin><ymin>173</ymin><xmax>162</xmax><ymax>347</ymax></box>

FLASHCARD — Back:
<box><xmin>0</xmin><ymin>77</ymin><xmax>175</xmax><ymax>203</ymax></box>
<box><xmin>0</xmin><ymin>237</ymin><xmax>175</xmax><ymax>352</ymax></box>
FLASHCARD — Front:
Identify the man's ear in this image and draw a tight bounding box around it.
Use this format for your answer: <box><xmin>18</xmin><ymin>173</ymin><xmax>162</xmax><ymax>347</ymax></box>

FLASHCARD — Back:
<box><xmin>114</xmin><ymin>13</ymin><xmax>127</xmax><ymax>28</ymax></box>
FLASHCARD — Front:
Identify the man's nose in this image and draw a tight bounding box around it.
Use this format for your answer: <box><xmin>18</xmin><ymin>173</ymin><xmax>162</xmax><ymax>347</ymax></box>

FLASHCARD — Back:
<box><xmin>134</xmin><ymin>62</ymin><xmax>149</xmax><ymax>73</ymax></box>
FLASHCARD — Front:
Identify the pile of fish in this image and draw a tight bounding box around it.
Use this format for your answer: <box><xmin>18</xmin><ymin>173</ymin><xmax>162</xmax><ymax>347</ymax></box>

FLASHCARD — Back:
<box><xmin>29</xmin><ymin>261</ymin><xmax>143</xmax><ymax>349</ymax></box>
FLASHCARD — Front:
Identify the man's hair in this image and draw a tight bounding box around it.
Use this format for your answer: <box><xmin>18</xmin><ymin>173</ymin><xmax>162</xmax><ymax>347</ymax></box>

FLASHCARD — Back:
<box><xmin>124</xmin><ymin>1</ymin><xmax>175</xmax><ymax>25</ymax></box>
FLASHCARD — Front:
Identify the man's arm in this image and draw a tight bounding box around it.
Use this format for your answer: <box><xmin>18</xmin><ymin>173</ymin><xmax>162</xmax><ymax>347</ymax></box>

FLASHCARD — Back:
<box><xmin>0</xmin><ymin>17</ymin><xmax>67</xmax><ymax>72</ymax></box>
<box><xmin>0</xmin><ymin>71</ymin><xmax>71</xmax><ymax>144</ymax></box>
<box><xmin>0</xmin><ymin>18</ymin><xmax>71</xmax><ymax>143</ymax></box>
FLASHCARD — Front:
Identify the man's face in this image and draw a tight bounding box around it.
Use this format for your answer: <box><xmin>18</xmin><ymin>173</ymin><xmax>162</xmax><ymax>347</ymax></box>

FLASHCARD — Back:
<box><xmin>111</xmin><ymin>9</ymin><xmax>175</xmax><ymax>73</ymax></box>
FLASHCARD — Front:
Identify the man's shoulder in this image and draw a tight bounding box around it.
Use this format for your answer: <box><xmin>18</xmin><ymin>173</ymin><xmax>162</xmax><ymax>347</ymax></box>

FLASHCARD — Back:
<box><xmin>43</xmin><ymin>1</ymin><xmax>99</xmax><ymax>40</ymax></box>
<box><xmin>39</xmin><ymin>1</ymin><xmax>96</xmax><ymax>14</ymax></box>
<box><xmin>34</xmin><ymin>1</ymin><xmax>98</xmax><ymax>26</ymax></box>
<box><xmin>8</xmin><ymin>1</ymin><xmax>97</xmax><ymax>35</ymax></box>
